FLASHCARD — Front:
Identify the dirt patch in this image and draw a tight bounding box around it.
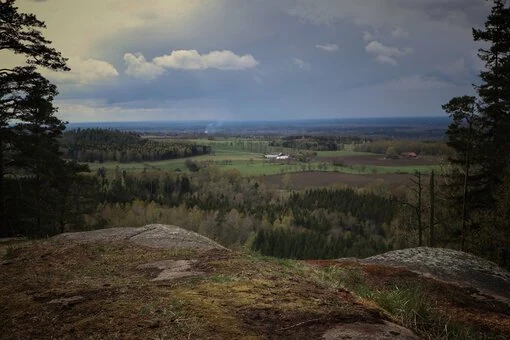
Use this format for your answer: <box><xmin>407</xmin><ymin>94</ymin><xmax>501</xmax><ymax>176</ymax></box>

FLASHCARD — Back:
<box><xmin>241</xmin><ymin>308</ymin><xmax>395</xmax><ymax>340</ymax></box>
<box><xmin>264</xmin><ymin>171</ymin><xmax>411</xmax><ymax>189</ymax></box>
<box><xmin>323</xmin><ymin>320</ymin><xmax>419</xmax><ymax>339</ymax></box>
<box><xmin>137</xmin><ymin>259</ymin><xmax>205</xmax><ymax>281</ymax></box>
<box><xmin>319</xmin><ymin>155</ymin><xmax>442</xmax><ymax>166</ymax></box>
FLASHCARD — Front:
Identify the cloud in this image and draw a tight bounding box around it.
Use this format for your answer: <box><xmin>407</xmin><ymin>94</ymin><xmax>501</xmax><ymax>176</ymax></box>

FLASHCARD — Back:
<box><xmin>55</xmin><ymin>98</ymin><xmax>233</xmax><ymax>122</ymax></box>
<box><xmin>124</xmin><ymin>50</ymin><xmax>258</xmax><ymax>79</ymax></box>
<box><xmin>293</xmin><ymin>58</ymin><xmax>311</xmax><ymax>70</ymax></box>
<box><xmin>202</xmin><ymin>50</ymin><xmax>259</xmax><ymax>70</ymax></box>
<box><xmin>375</xmin><ymin>56</ymin><xmax>397</xmax><ymax>66</ymax></box>
<box><xmin>437</xmin><ymin>58</ymin><xmax>466</xmax><ymax>75</ymax></box>
<box><xmin>285</xmin><ymin>0</ymin><xmax>487</xmax><ymax>28</ymax></box>
<box><xmin>391</xmin><ymin>27</ymin><xmax>409</xmax><ymax>38</ymax></box>
<box><xmin>124</xmin><ymin>53</ymin><xmax>165</xmax><ymax>80</ymax></box>
<box><xmin>365</xmin><ymin>41</ymin><xmax>413</xmax><ymax>65</ymax></box>
<box><xmin>153</xmin><ymin>50</ymin><xmax>205</xmax><ymax>70</ymax></box>
<box><xmin>43</xmin><ymin>57</ymin><xmax>118</xmax><ymax>84</ymax></box>
<box><xmin>371</xmin><ymin>75</ymin><xmax>455</xmax><ymax>91</ymax></box>
<box><xmin>153</xmin><ymin>50</ymin><xmax>258</xmax><ymax>71</ymax></box>
<box><xmin>363</xmin><ymin>31</ymin><xmax>374</xmax><ymax>42</ymax></box>
<box><xmin>316</xmin><ymin>43</ymin><xmax>339</xmax><ymax>52</ymax></box>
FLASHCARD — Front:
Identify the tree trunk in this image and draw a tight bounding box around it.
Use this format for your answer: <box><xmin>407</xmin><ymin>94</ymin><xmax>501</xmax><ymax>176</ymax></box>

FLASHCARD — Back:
<box><xmin>429</xmin><ymin>170</ymin><xmax>435</xmax><ymax>247</ymax></box>
<box><xmin>461</xmin><ymin>122</ymin><xmax>473</xmax><ymax>251</ymax></box>
<box><xmin>0</xmin><ymin>139</ymin><xmax>6</xmax><ymax>237</ymax></box>
<box><xmin>417</xmin><ymin>172</ymin><xmax>422</xmax><ymax>246</ymax></box>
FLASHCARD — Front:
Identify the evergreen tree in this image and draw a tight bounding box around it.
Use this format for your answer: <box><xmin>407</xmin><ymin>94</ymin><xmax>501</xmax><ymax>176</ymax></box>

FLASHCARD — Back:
<box><xmin>472</xmin><ymin>0</ymin><xmax>510</xmax><ymax>199</ymax></box>
<box><xmin>1</xmin><ymin>0</ymin><xmax>69</xmax><ymax>236</ymax></box>
<box><xmin>443</xmin><ymin>0</ymin><xmax>510</xmax><ymax>254</ymax></box>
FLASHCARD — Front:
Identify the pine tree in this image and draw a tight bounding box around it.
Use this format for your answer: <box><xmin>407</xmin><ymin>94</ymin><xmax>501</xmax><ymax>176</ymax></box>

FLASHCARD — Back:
<box><xmin>1</xmin><ymin>0</ymin><xmax>69</xmax><ymax>236</ymax></box>
<box><xmin>443</xmin><ymin>0</ymin><xmax>510</xmax><ymax>253</ymax></box>
<box><xmin>472</xmin><ymin>0</ymin><xmax>510</xmax><ymax>199</ymax></box>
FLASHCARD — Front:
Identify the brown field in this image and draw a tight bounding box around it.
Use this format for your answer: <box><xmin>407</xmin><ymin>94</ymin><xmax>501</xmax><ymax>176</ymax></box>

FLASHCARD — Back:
<box><xmin>318</xmin><ymin>155</ymin><xmax>442</xmax><ymax>166</ymax></box>
<box><xmin>264</xmin><ymin>171</ymin><xmax>412</xmax><ymax>189</ymax></box>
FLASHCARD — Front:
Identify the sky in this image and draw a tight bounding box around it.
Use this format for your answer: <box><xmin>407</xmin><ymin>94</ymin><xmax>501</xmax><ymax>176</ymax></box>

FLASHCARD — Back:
<box><xmin>3</xmin><ymin>0</ymin><xmax>492</xmax><ymax>122</ymax></box>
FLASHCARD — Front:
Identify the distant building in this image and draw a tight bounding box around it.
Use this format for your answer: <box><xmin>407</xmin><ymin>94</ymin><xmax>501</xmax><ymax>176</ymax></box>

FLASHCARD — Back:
<box><xmin>265</xmin><ymin>152</ymin><xmax>289</xmax><ymax>160</ymax></box>
<box><xmin>402</xmin><ymin>152</ymin><xmax>417</xmax><ymax>159</ymax></box>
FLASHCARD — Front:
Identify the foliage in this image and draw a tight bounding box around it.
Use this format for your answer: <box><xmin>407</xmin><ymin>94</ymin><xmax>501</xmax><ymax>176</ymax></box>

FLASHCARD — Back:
<box><xmin>269</xmin><ymin>135</ymin><xmax>364</xmax><ymax>151</ymax></box>
<box><xmin>354</xmin><ymin>140</ymin><xmax>451</xmax><ymax>156</ymax></box>
<box><xmin>82</xmin><ymin>167</ymin><xmax>398</xmax><ymax>258</ymax></box>
<box><xmin>0</xmin><ymin>0</ymin><xmax>93</xmax><ymax>237</ymax></box>
<box><xmin>442</xmin><ymin>0</ymin><xmax>510</xmax><ymax>264</ymax></box>
<box><xmin>61</xmin><ymin>128</ymin><xmax>212</xmax><ymax>163</ymax></box>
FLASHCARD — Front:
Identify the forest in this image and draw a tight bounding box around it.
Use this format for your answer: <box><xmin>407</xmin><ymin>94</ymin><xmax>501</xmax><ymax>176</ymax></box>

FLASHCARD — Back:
<box><xmin>268</xmin><ymin>135</ymin><xmax>368</xmax><ymax>151</ymax></box>
<box><xmin>61</xmin><ymin>128</ymin><xmax>212</xmax><ymax>163</ymax></box>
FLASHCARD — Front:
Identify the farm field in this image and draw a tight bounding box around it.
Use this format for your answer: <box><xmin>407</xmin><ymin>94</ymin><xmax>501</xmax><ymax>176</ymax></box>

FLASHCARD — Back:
<box><xmin>263</xmin><ymin>171</ymin><xmax>413</xmax><ymax>189</ymax></box>
<box><xmin>83</xmin><ymin>135</ymin><xmax>443</xmax><ymax>177</ymax></box>
<box><xmin>86</xmin><ymin>154</ymin><xmax>441</xmax><ymax>177</ymax></box>
<box><xmin>316</xmin><ymin>154</ymin><xmax>443</xmax><ymax>166</ymax></box>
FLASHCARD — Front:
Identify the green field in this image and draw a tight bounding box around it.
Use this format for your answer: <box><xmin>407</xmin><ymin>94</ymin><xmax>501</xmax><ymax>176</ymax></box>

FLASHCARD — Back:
<box><xmin>315</xmin><ymin>150</ymin><xmax>375</xmax><ymax>157</ymax></box>
<box><xmin>86</xmin><ymin>156</ymin><xmax>440</xmax><ymax>176</ymax></box>
<box><xmin>83</xmin><ymin>136</ymin><xmax>441</xmax><ymax>176</ymax></box>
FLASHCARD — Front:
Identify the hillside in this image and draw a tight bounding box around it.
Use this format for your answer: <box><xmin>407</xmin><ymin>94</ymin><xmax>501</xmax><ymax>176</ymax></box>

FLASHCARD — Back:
<box><xmin>1</xmin><ymin>225</ymin><xmax>509</xmax><ymax>339</ymax></box>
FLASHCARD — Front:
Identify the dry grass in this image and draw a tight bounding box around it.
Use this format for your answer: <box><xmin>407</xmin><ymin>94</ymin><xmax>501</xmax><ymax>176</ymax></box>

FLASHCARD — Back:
<box><xmin>305</xmin><ymin>260</ymin><xmax>510</xmax><ymax>339</ymax></box>
<box><xmin>0</xmin><ymin>241</ymin><xmax>382</xmax><ymax>339</ymax></box>
<box><xmin>2</xmin><ymin>240</ymin><xmax>507</xmax><ymax>339</ymax></box>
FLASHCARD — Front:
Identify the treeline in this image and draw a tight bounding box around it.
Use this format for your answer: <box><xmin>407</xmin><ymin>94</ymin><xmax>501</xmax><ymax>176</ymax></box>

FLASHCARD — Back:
<box><xmin>354</xmin><ymin>140</ymin><xmax>451</xmax><ymax>156</ymax></box>
<box><xmin>4</xmin><ymin>156</ymin><xmax>97</xmax><ymax>237</ymax></box>
<box><xmin>84</xmin><ymin>167</ymin><xmax>399</xmax><ymax>259</ymax></box>
<box><xmin>61</xmin><ymin>128</ymin><xmax>212</xmax><ymax>163</ymax></box>
<box><xmin>269</xmin><ymin>136</ymin><xmax>367</xmax><ymax>151</ymax></box>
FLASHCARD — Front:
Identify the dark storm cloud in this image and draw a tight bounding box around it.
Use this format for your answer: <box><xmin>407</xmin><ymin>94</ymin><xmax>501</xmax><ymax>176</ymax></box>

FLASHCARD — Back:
<box><xmin>27</xmin><ymin>0</ymin><xmax>493</xmax><ymax>121</ymax></box>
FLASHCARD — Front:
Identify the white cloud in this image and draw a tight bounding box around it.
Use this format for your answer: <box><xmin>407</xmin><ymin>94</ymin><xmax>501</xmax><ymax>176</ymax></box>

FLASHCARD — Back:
<box><xmin>316</xmin><ymin>43</ymin><xmax>339</xmax><ymax>52</ymax></box>
<box><xmin>202</xmin><ymin>50</ymin><xmax>258</xmax><ymax>70</ymax></box>
<box><xmin>391</xmin><ymin>27</ymin><xmax>409</xmax><ymax>38</ymax></box>
<box><xmin>293</xmin><ymin>58</ymin><xmax>311</xmax><ymax>70</ymax></box>
<box><xmin>124</xmin><ymin>50</ymin><xmax>258</xmax><ymax>79</ymax></box>
<box><xmin>365</xmin><ymin>41</ymin><xmax>412</xmax><ymax>57</ymax></box>
<box><xmin>153</xmin><ymin>49</ymin><xmax>258</xmax><ymax>71</ymax></box>
<box><xmin>43</xmin><ymin>57</ymin><xmax>118</xmax><ymax>84</ymax></box>
<box><xmin>153</xmin><ymin>50</ymin><xmax>205</xmax><ymax>70</ymax></box>
<box><xmin>365</xmin><ymin>41</ymin><xmax>413</xmax><ymax>65</ymax></box>
<box><xmin>124</xmin><ymin>53</ymin><xmax>165</xmax><ymax>80</ymax></box>
<box><xmin>375</xmin><ymin>55</ymin><xmax>397</xmax><ymax>66</ymax></box>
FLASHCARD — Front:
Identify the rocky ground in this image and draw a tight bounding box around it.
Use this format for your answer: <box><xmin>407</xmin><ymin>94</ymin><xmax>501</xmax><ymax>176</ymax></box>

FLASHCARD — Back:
<box><xmin>362</xmin><ymin>247</ymin><xmax>510</xmax><ymax>307</ymax></box>
<box><xmin>53</xmin><ymin>224</ymin><xmax>228</xmax><ymax>251</ymax></box>
<box><xmin>1</xmin><ymin>225</ymin><xmax>509</xmax><ymax>339</ymax></box>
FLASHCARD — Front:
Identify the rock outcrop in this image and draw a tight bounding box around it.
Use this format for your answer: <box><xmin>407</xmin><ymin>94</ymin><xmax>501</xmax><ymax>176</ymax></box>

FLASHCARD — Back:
<box><xmin>362</xmin><ymin>247</ymin><xmax>510</xmax><ymax>305</ymax></box>
<box><xmin>53</xmin><ymin>224</ymin><xmax>227</xmax><ymax>251</ymax></box>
